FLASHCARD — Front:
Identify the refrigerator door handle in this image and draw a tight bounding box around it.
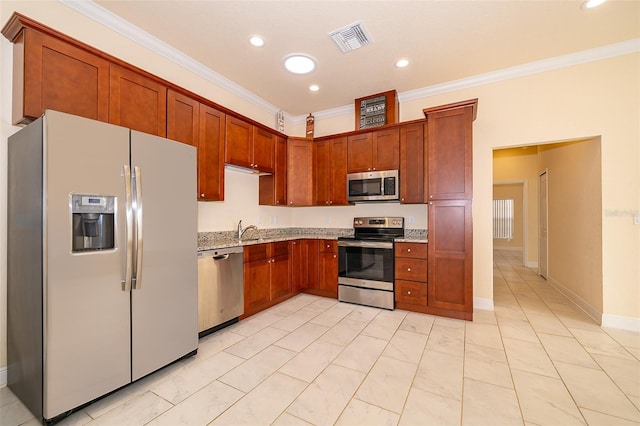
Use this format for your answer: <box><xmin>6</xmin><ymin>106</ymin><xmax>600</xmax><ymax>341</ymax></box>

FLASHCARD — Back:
<box><xmin>132</xmin><ymin>166</ymin><xmax>144</xmax><ymax>290</ymax></box>
<box><xmin>122</xmin><ymin>165</ymin><xmax>134</xmax><ymax>292</ymax></box>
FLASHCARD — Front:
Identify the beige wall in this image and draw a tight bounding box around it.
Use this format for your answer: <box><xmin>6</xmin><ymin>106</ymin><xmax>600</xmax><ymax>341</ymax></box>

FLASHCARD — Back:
<box><xmin>1</xmin><ymin>1</ymin><xmax>639</xmax><ymax>378</ymax></box>
<box><xmin>492</xmin><ymin>183</ymin><xmax>525</xmax><ymax>251</ymax></box>
<box><xmin>493</xmin><ymin>147</ymin><xmax>540</xmax><ymax>266</ymax></box>
<box><xmin>538</xmin><ymin>139</ymin><xmax>603</xmax><ymax>316</ymax></box>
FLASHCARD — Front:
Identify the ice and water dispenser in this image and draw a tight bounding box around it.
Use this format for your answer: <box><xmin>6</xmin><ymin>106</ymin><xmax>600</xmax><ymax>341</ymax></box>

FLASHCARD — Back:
<box><xmin>71</xmin><ymin>194</ymin><xmax>115</xmax><ymax>252</ymax></box>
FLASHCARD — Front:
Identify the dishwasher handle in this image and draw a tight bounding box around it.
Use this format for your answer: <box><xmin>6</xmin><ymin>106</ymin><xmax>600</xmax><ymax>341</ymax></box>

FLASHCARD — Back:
<box><xmin>212</xmin><ymin>254</ymin><xmax>230</xmax><ymax>261</ymax></box>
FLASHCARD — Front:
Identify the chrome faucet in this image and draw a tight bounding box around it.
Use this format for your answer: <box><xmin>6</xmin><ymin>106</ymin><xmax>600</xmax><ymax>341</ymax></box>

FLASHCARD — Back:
<box><xmin>237</xmin><ymin>220</ymin><xmax>258</xmax><ymax>239</ymax></box>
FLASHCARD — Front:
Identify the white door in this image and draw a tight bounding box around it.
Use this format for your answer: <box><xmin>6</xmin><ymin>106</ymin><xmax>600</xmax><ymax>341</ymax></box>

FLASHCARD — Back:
<box><xmin>539</xmin><ymin>170</ymin><xmax>548</xmax><ymax>279</ymax></box>
<box><xmin>130</xmin><ymin>131</ymin><xmax>198</xmax><ymax>380</ymax></box>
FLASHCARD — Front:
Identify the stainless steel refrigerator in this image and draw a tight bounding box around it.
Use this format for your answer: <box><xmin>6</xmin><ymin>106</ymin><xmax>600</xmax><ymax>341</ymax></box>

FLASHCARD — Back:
<box><xmin>7</xmin><ymin>110</ymin><xmax>198</xmax><ymax>423</ymax></box>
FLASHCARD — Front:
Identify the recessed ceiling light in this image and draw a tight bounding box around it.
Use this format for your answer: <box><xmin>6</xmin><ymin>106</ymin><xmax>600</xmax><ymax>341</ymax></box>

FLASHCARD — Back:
<box><xmin>395</xmin><ymin>59</ymin><xmax>409</xmax><ymax>68</ymax></box>
<box><xmin>284</xmin><ymin>55</ymin><xmax>316</xmax><ymax>74</ymax></box>
<box><xmin>581</xmin><ymin>0</ymin><xmax>607</xmax><ymax>9</ymax></box>
<box><xmin>309</xmin><ymin>84</ymin><xmax>319</xmax><ymax>92</ymax></box>
<box><xmin>249</xmin><ymin>35</ymin><xmax>264</xmax><ymax>47</ymax></box>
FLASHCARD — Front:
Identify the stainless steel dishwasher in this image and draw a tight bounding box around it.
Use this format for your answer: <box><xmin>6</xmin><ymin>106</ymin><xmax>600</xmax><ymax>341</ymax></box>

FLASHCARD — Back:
<box><xmin>197</xmin><ymin>246</ymin><xmax>244</xmax><ymax>336</ymax></box>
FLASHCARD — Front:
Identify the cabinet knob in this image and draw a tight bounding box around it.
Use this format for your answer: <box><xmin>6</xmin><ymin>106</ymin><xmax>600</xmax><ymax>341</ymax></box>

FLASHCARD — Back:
<box><xmin>407</xmin><ymin>248</ymin><xmax>411</xmax><ymax>253</ymax></box>
<box><xmin>276</xmin><ymin>200</ymin><xmax>280</xmax><ymax>205</ymax></box>
<box><xmin>430</xmin><ymin>195</ymin><xmax>433</xmax><ymax>199</ymax></box>
<box><xmin>333</xmin><ymin>254</ymin><xmax>337</xmax><ymax>258</ymax></box>
<box><xmin>407</xmin><ymin>290</ymin><xmax>412</xmax><ymax>295</ymax></box>
<box><xmin>372</xmin><ymin>167</ymin><xmax>376</xmax><ymax>171</ymax></box>
<box><xmin>407</xmin><ymin>268</ymin><xmax>412</xmax><ymax>272</ymax></box>
<box><xmin>368</xmin><ymin>167</ymin><xmax>371</xmax><ymax>171</ymax></box>
<box><xmin>289</xmin><ymin>201</ymin><xmax>293</xmax><ymax>205</ymax></box>
<box><xmin>329</xmin><ymin>200</ymin><xmax>333</xmax><ymax>205</ymax></box>
<box><xmin>200</xmin><ymin>193</ymin><xmax>205</xmax><ymax>198</ymax></box>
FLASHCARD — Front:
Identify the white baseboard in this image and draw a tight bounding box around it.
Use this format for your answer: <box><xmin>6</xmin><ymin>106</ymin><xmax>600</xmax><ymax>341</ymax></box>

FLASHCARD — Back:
<box><xmin>0</xmin><ymin>366</ymin><xmax>6</xmax><ymax>387</ymax></box>
<box><xmin>493</xmin><ymin>246</ymin><xmax>523</xmax><ymax>251</ymax></box>
<box><xmin>547</xmin><ymin>276</ymin><xmax>602</xmax><ymax>325</ymax></box>
<box><xmin>602</xmin><ymin>314</ymin><xmax>640</xmax><ymax>332</ymax></box>
<box><xmin>474</xmin><ymin>297</ymin><xmax>494</xmax><ymax>311</ymax></box>
<box><xmin>526</xmin><ymin>260</ymin><xmax>538</xmax><ymax>268</ymax></box>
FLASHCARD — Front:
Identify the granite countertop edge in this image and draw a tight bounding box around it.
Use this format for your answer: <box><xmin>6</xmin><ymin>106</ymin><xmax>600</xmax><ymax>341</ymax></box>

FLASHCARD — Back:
<box><xmin>198</xmin><ymin>228</ymin><xmax>427</xmax><ymax>251</ymax></box>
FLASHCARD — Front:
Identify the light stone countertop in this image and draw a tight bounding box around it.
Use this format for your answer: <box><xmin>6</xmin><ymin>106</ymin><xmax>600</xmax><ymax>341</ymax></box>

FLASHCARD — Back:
<box><xmin>198</xmin><ymin>228</ymin><xmax>427</xmax><ymax>251</ymax></box>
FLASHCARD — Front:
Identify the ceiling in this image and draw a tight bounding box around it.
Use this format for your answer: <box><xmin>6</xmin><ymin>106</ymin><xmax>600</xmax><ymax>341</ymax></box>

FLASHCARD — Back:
<box><xmin>92</xmin><ymin>0</ymin><xmax>639</xmax><ymax>117</ymax></box>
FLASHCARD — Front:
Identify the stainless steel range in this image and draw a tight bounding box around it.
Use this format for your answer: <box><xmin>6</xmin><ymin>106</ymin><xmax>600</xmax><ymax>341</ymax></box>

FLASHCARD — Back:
<box><xmin>338</xmin><ymin>217</ymin><xmax>404</xmax><ymax>310</ymax></box>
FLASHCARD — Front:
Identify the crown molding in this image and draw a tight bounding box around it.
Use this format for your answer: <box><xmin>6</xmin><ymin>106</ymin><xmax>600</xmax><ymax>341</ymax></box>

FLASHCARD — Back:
<box><xmin>59</xmin><ymin>0</ymin><xmax>282</xmax><ymax>117</ymax></box>
<box><xmin>59</xmin><ymin>1</ymin><xmax>638</xmax><ymax>127</ymax></box>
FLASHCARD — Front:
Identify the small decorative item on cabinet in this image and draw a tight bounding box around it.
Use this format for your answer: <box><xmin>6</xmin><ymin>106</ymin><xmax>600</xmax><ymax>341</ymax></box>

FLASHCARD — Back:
<box><xmin>355</xmin><ymin>90</ymin><xmax>398</xmax><ymax>130</ymax></box>
<box><xmin>305</xmin><ymin>113</ymin><xmax>314</xmax><ymax>138</ymax></box>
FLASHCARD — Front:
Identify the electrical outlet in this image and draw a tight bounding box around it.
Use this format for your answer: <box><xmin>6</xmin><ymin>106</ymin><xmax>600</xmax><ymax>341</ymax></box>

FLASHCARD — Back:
<box><xmin>634</xmin><ymin>213</ymin><xmax>640</xmax><ymax>225</ymax></box>
<box><xmin>325</xmin><ymin>215</ymin><xmax>331</xmax><ymax>224</ymax></box>
<box><xmin>408</xmin><ymin>216</ymin><xmax>415</xmax><ymax>224</ymax></box>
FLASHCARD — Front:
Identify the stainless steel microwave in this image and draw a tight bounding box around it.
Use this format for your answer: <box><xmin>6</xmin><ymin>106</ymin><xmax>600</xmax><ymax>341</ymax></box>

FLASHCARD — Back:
<box><xmin>347</xmin><ymin>170</ymin><xmax>399</xmax><ymax>202</ymax></box>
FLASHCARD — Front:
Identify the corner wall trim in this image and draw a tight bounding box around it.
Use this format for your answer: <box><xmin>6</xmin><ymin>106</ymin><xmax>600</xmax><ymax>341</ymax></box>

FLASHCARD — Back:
<box><xmin>602</xmin><ymin>314</ymin><xmax>640</xmax><ymax>332</ymax></box>
<box><xmin>474</xmin><ymin>297</ymin><xmax>494</xmax><ymax>311</ymax></box>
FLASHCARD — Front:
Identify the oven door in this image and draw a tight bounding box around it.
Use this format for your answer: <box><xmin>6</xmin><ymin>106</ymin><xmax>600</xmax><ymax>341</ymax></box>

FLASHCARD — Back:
<box><xmin>338</xmin><ymin>240</ymin><xmax>394</xmax><ymax>290</ymax></box>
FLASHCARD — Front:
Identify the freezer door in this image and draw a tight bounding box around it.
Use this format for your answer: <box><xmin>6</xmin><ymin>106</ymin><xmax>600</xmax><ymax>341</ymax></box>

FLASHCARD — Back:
<box><xmin>130</xmin><ymin>130</ymin><xmax>198</xmax><ymax>380</ymax></box>
<box><xmin>43</xmin><ymin>111</ymin><xmax>131</xmax><ymax>419</ymax></box>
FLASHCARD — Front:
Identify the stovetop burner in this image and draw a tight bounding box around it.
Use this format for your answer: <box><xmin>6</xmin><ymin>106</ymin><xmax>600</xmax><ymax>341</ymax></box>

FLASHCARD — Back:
<box><xmin>343</xmin><ymin>216</ymin><xmax>405</xmax><ymax>241</ymax></box>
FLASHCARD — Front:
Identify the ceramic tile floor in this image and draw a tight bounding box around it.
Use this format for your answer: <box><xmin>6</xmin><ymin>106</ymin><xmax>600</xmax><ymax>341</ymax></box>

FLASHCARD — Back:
<box><xmin>2</xmin><ymin>249</ymin><xmax>640</xmax><ymax>425</ymax></box>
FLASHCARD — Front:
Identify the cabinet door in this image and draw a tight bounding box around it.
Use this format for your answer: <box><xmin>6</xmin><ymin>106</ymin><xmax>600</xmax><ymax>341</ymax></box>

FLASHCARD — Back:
<box><xmin>301</xmin><ymin>239</ymin><xmax>319</xmax><ymax>289</ymax></box>
<box><xmin>198</xmin><ymin>104</ymin><xmax>225</xmax><ymax>201</ymax></box>
<box><xmin>372</xmin><ymin>128</ymin><xmax>400</xmax><ymax>171</ymax></box>
<box><xmin>287</xmin><ymin>138</ymin><xmax>313</xmax><ymax>206</ymax></box>
<box><xmin>252</xmin><ymin>127</ymin><xmax>275</xmax><ymax>173</ymax></box>
<box><xmin>318</xmin><ymin>252</ymin><xmax>338</xmax><ymax>296</ymax></box>
<box><xmin>347</xmin><ymin>133</ymin><xmax>373</xmax><ymax>173</ymax></box>
<box><xmin>244</xmin><ymin>259</ymin><xmax>271</xmax><ymax>315</ymax></box>
<box><xmin>167</xmin><ymin>89</ymin><xmax>199</xmax><ymax>147</ymax></box>
<box><xmin>289</xmin><ymin>240</ymin><xmax>303</xmax><ymax>292</ymax></box>
<box><xmin>270</xmin><ymin>254</ymin><xmax>290</xmax><ymax>300</ymax></box>
<box><xmin>259</xmin><ymin>135</ymin><xmax>287</xmax><ymax>206</ymax></box>
<box><xmin>427</xmin><ymin>106</ymin><xmax>473</xmax><ymax>200</ymax></box>
<box><xmin>109</xmin><ymin>64</ymin><xmax>167</xmax><ymax>137</ymax></box>
<box><xmin>225</xmin><ymin>116</ymin><xmax>253</xmax><ymax>169</ymax></box>
<box><xmin>400</xmin><ymin>123</ymin><xmax>425</xmax><ymax>203</ymax></box>
<box><xmin>15</xmin><ymin>28</ymin><xmax>110</xmax><ymax>124</ymax></box>
<box><xmin>313</xmin><ymin>140</ymin><xmax>331</xmax><ymax>205</ymax></box>
<box><xmin>427</xmin><ymin>200</ymin><xmax>472</xmax><ymax>314</ymax></box>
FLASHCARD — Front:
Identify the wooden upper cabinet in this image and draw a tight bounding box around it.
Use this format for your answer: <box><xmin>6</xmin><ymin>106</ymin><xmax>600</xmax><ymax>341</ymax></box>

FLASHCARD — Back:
<box><xmin>424</xmin><ymin>100</ymin><xmax>476</xmax><ymax>200</ymax></box>
<box><xmin>167</xmin><ymin>89</ymin><xmax>199</xmax><ymax>146</ymax></box>
<box><xmin>259</xmin><ymin>135</ymin><xmax>287</xmax><ymax>206</ymax></box>
<box><xmin>400</xmin><ymin>122</ymin><xmax>426</xmax><ymax>204</ymax></box>
<box><xmin>372</xmin><ymin>128</ymin><xmax>400</xmax><ymax>171</ymax></box>
<box><xmin>198</xmin><ymin>104</ymin><xmax>225</xmax><ymax>201</ymax></box>
<box><xmin>109</xmin><ymin>64</ymin><xmax>167</xmax><ymax>137</ymax></box>
<box><xmin>9</xmin><ymin>27</ymin><xmax>109</xmax><ymax>125</ymax></box>
<box><xmin>225</xmin><ymin>116</ymin><xmax>252</xmax><ymax>168</ymax></box>
<box><xmin>314</xmin><ymin>136</ymin><xmax>347</xmax><ymax>206</ymax></box>
<box><xmin>287</xmin><ymin>137</ymin><xmax>313</xmax><ymax>206</ymax></box>
<box><xmin>347</xmin><ymin>128</ymin><xmax>399</xmax><ymax>173</ymax></box>
<box><xmin>225</xmin><ymin>116</ymin><xmax>275</xmax><ymax>173</ymax></box>
<box><xmin>252</xmin><ymin>127</ymin><xmax>275</xmax><ymax>173</ymax></box>
<box><xmin>347</xmin><ymin>133</ymin><xmax>373</xmax><ymax>173</ymax></box>
<box><xmin>167</xmin><ymin>89</ymin><xmax>224</xmax><ymax>201</ymax></box>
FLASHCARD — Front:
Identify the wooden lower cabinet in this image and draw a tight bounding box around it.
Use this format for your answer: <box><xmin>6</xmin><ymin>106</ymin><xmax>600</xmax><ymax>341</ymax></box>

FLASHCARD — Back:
<box><xmin>290</xmin><ymin>239</ymin><xmax>319</xmax><ymax>291</ymax></box>
<box><xmin>242</xmin><ymin>241</ymin><xmax>291</xmax><ymax>318</ymax></box>
<box><xmin>316</xmin><ymin>240</ymin><xmax>338</xmax><ymax>298</ymax></box>
<box><xmin>394</xmin><ymin>242</ymin><xmax>428</xmax><ymax>310</ymax></box>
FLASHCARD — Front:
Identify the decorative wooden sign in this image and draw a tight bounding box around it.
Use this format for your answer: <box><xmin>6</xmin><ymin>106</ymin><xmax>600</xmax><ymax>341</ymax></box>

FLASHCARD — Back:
<box><xmin>355</xmin><ymin>90</ymin><xmax>399</xmax><ymax>130</ymax></box>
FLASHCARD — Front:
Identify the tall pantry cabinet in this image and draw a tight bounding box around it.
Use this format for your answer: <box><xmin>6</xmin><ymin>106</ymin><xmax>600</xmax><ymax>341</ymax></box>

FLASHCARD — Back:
<box><xmin>424</xmin><ymin>99</ymin><xmax>477</xmax><ymax>321</ymax></box>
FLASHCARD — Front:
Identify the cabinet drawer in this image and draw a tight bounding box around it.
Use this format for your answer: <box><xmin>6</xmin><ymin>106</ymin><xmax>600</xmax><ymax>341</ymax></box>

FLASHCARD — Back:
<box><xmin>395</xmin><ymin>280</ymin><xmax>427</xmax><ymax>305</ymax></box>
<box><xmin>270</xmin><ymin>241</ymin><xmax>289</xmax><ymax>258</ymax></box>
<box><xmin>319</xmin><ymin>240</ymin><xmax>338</xmax><ymax>253</ymax></box>
<box><xmin>244</xmin><ymin>243</ymin><xmax>269</xmax><ymax>262</ymax></box>
<box><xmin>395</xmin><ymin>242</ymin><xmax>427</xmax><ymax>259</ymax></box>
<box><xmin>395</xmin><ymin>258</ymin><xmax>427</xmax><ymax>282</ymax></box>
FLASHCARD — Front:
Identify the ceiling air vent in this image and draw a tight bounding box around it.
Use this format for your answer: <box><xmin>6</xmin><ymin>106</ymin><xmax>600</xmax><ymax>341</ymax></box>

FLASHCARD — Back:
<box><xmin>329</xmin><ymin>21</ymin><xmax>372</xmax><ymax>53</ymax></box>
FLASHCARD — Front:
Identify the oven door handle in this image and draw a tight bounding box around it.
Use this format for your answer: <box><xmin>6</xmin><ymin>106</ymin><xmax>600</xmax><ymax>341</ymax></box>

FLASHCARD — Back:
<box><xmin>338</xmin><ymin>240</ymin><xmax>393</xmax><ymax>249</ymax></box>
